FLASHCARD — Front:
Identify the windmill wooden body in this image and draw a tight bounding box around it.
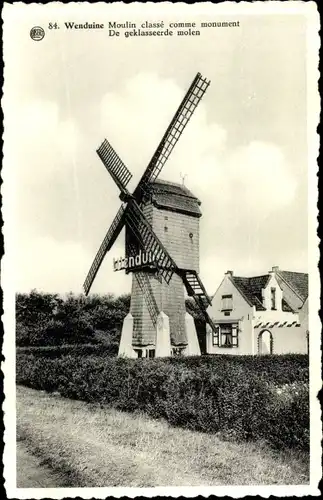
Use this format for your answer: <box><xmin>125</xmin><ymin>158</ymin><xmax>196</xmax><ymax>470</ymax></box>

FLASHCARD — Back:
<box><xmin>83</xmin><ymin>73</ymin><xmax>218</xmax><ymax>357</ymax></box>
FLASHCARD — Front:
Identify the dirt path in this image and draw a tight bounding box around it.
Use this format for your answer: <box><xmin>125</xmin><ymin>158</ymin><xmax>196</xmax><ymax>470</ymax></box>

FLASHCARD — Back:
<box><xmin>16</xmin><ymin>385</ymin><xmax>309</xmax><ymax>487</ymax></box>
<box><xmin>17</xmin><ymin>440</ymin><xmax>68</xmax><ymax>488</ymax></box>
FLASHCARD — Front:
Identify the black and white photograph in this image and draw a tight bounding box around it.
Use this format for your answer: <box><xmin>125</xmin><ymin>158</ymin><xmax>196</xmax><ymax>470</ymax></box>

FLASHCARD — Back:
<box><xmin>2</xmin><ymin>1</ymin><xmax>321</xmax><ymax>497</ymax></box>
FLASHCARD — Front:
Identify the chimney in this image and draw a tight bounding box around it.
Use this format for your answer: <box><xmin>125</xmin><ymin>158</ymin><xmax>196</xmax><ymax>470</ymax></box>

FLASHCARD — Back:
<box><xmin>226</xmin><ymin>270</ymin><xmax>233</xmax><ymax>276</ymax></box>
<box><xmin>272</xmin><ymin>266</ymin><xmax>279</xmax><ymax>272</ymax></box>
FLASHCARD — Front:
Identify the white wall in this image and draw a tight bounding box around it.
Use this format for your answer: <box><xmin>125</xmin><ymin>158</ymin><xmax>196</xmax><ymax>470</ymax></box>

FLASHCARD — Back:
<box><xmin>207</xmin><ymin>275</ymin><xmax>253</xmax><ymax>355</ymax></box>
<box><xmin>262</xmin><ymin>273</ymin><xmax>282</xmax><ymax>311</ymax></box>
<box><xmin>299</xmin><ymin>297</ymin><xmax>309</xmax><ymax>333</ymax></box>
<box><xmin>254</xmin><ymin>325</ymin><xmax>307</xmax><ymax>354</ymax></box>
<box><xmin>298</xmin><ymin>297</ymin><xmax>309</xmax><ymax>354</ymax></box>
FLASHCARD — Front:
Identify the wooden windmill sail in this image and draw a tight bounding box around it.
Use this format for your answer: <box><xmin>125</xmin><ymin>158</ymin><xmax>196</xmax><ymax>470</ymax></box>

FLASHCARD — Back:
<box><xmin>83</xmin><ymin>73</ymin><xmax>218</xmax><ymax>355</ymax></box>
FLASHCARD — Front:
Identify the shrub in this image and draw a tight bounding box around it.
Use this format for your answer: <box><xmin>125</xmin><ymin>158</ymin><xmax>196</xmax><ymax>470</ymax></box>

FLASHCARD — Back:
<box><xmin>16</xmin><ymin>291</ymin><xmax>131</xmax><ymax>347</ymax></box>
<box><xmin>16</xmin><ymin>343</ymin><xmax>119</xmax><ymax>359</ymax></box>
<box><xmin>16</xmin><ymin>352</ymin><xmax>309</xmax><ymax>451</ymax></box>
<box><xmin>165</xmin><ymin>354</ymin><xmax>308</xmax><ymax>385</ymax></box>
<box><xmin>262</xmin><ymin>382</ymin><xmax>310</xmax><ymax>451</ymax></box>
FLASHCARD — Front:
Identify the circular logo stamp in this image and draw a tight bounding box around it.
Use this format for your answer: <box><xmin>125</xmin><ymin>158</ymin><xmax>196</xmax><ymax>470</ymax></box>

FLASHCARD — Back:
<box><xmin>30</xmin><ymin>26</ymin><xmax>45</xmax><ymax>41</ymax></box>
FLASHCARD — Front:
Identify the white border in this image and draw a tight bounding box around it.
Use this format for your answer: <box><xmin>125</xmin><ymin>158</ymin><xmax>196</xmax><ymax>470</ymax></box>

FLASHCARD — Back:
<box><xmin>2</xmin><ymin>1</ymin><xmax>321</xmax><ymax>497</ymax></box>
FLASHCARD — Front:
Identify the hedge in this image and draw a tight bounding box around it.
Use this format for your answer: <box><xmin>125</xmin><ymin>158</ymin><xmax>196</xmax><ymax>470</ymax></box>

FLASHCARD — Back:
<box><xmin>16</xmin><ymin>349</ymin><xmax>308</xmax><ymax>384</ymax></box>
<box><xmin>169</xmin><ymin>354</ymin><xmax>309</xmax><ymax>385</ymax></box>
<box><xmin>16</xmin><ymin>343</ymin><xmax>119</xmax><ymax>359</ymax></box>
<box><xmin>16</xmin><ymin>353</ymin><xmax>309</xmax><ymax>451</ymax></box>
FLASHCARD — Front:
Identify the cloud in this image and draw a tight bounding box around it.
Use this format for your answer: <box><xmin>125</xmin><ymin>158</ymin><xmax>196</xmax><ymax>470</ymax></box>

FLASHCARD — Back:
<box><xmin>12</xmin><ymin>73</ymin><xmax>304</xmax><ymax>294</ymax></box>
<box><xmin>12</xmin><ymin>99</ymin><xmax>81</xmax><ymax>181</ymax></box>
<box><xmin>99</xmin><ymin>73</ymin><xmax>300</xmax><ymax>260</ymax></box>
<box><xmin>100</xmin><ymin>73</ymin><xmax>297</xmax><ymax>217</ymax></box>
<box><xmin>11</xmin><ymin>99</ymin><xmax>97</xmax><ymax>248</ymax></box>
<box><xmin>200</xmin><ymin>253</ymin><xmax>268</xmax><ymax>296</ymax></box>
<box><xmin>226</xmin><ymin>141</ymin><xmax>298</xmax><ymax>212</ymax></box>
<box><xmin>16</xmin><ymin>236</ymin><xmax>89</xmax><ymax>294</ymax></box>
<box><xmin>15</xmin><ymin>236</ymin><xmax>131</xmax><ymax>296</ymax></box>
<box><xmin>100</xmin><ymin>73</ymin><xmax>228</xmax><ymax>189</ymax></box>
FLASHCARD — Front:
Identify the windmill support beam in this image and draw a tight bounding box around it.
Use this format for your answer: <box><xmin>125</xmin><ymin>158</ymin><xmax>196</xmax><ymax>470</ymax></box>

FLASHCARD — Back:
<box><xmin>118</xmin><ymin>313</ymin><xmax>136</xmax><ymax>358</ymax></box>
<box><xmin>184</xmin><ymin>312</ymin><xmax>201</xmax><ymax>356</ymax></box>
<box><xmin>155</xmin><ymin>312</ymin><xmax>171</xmax><ymax>357</ymax></box>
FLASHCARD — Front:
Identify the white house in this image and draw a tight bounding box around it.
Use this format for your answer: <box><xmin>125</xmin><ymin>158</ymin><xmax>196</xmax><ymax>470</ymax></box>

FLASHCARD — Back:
<box><xmin>206</xmin><ymin>266</ymin><xmax>308</xmax><ymax>355</ymax></box>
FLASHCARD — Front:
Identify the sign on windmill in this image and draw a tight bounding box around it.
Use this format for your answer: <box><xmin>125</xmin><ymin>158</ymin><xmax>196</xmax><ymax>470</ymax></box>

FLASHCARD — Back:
<box><xmin>83</xmin><ymin>73</ymin><xmax>218</xmax><ymax>358</ymax></box>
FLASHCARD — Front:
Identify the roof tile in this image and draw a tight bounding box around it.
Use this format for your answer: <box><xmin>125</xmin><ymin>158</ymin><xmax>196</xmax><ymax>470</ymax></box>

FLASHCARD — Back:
<box><xmin>232</xmin><ymin>270</ymin><xmax>308</xmax><ymax>311</ymax></box>
<box><xmin>276</xmin><ymin>271</ymin><xmax>308</xmax><ymax>301</ymax></box>
<box><xmin>232</xmin><ymin>275</ymin><xmax>268</xmax><ymax>310</ymax></box>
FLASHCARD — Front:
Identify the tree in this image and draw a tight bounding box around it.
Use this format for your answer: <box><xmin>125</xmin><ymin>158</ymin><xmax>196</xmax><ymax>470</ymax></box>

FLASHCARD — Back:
<box><xmin>16</xmin><ymin>291</ymin><xmax>131</xmax><ymax>347</ymax></box>
<box><xmin>16</xmin><ymin>290</ymin><xmax>63</xmax><ymax>346</ymax></box>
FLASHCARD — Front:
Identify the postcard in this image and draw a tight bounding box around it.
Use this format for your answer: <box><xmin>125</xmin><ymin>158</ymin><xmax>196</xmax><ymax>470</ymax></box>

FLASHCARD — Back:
<box><xmin>2</xmin><ymin>1</ymin><xmax>321</xmax><ymax>498</ymax></box>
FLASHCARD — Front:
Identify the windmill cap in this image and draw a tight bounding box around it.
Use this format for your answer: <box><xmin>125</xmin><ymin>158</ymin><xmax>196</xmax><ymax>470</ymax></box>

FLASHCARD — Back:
<box><xmin>150</xmin><ymin>179</ymin><xmax>200</xmax><ymax>200</ymax></box>
<box><xmin>147</xmin><ymin>179</ymin><xmax>202</xmax><ymax>217</ymax></box>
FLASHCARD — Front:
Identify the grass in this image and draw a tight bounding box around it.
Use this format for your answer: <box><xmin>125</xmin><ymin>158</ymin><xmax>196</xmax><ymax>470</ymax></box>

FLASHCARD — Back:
<box><xmin>16</xmin><ymin>438</ymin><xmax>71</xmax><ymax>488</ymax></box>
<box><xmin>16</xmin><ymin>385</ymin><xmax>309</xmax><ymax>487</ymax></box>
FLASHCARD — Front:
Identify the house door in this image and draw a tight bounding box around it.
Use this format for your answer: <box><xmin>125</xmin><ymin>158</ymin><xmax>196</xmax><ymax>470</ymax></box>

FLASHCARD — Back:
<box><xmin>258</xmin><ymin>330</ymin><xmax>273</xmax><ymax>354</ymax></box>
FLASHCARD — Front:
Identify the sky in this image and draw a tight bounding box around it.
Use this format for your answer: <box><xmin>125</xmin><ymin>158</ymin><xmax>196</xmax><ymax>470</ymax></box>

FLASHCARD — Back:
<box><xmin>3</xmin><ymin>4</ymin><xmax>310</xmax><ymax>297</ymax></box>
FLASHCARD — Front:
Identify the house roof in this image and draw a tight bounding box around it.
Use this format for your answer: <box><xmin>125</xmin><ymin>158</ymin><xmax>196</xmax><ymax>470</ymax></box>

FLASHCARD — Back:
<box><xmin>231</xmin><ymin>275</ymin><xmax>268</xmax><ymax>311</ymax></box>
<box><xmin>276</xmin><ymin>271</ymin><xmax>308</xmax><ymax>302</ymax></box>
<box><xmin>230</xmin><ymin>269</ymin><xmax>308</xmax><ymax>311</ymax></box>
<box><xmin>147</xmin><ymin>179</ymin><xmax>202</xmax><ymax>217</ymax></box>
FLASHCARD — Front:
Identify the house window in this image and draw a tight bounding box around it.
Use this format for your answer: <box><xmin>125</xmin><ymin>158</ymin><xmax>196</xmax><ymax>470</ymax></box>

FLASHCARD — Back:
<box><xmin>146</xmin><ymin>349</ymin><xmax>155</xmax><ymax>359</ymax></box>
<box><xmin>271</xmin><ymin>288</ymin><xmax>276</xmax><ymax>310</ymax></box>
<box><xmin>213</xmin><ymin>324</ymin><xmax>238</xmax><ymax>348</ymax></box>
<box><xmin>212</xmin><ymin>326</ymin><xmax>220</xmax><ymax>346</ymax></box>
<box><xmin>134</xmin><ymin>349</ymin><xmax>143</xmax><ymax>358</ymax></box>
<box><xmin>221</xmin><ymin>294</ymin><xmax>233</xmax><ymax>311</ymax></box>
<box><xmin>220</xmin><ymin>324</ymin><xmax>238</xmax><ymax>347</ymax></box>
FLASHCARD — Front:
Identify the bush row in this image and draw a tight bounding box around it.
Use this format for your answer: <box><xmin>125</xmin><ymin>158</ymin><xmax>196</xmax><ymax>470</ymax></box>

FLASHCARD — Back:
<box><xmin>174</xmin><ymin>353</ymin><xmax>309</xmax><ymax>385</ymax></box>
<box><xmin>16</xmin><ymin>348</ymin><xmax>308</xmax><ymax>385</ymax></box>
<box><xmin>16</xmin><ymin>353</ymin><xmax>309</xmax><ymax>451</ymax></box>
<box><xmin>16</xmin><ymin>291</ymin><xmax>130</xmax><ymax>346</ymax></box>
<box><xmin>16</xmin><ymin>343</ymin><xmax>119</xmax><ymax>358</ymax></box>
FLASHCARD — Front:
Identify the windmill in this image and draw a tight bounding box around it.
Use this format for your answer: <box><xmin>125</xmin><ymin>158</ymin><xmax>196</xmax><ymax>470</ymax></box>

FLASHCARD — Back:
<box><xmin>83</xmin><ymin>72</ymin><xmax>218</xmax><ymax>357</ymax></box>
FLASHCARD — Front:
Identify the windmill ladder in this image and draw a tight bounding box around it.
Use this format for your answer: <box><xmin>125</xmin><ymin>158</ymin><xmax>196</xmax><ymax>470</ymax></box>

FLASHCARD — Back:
<box><xmin>181</xmin><ymin>270</ymin><xmax>218</xmax><ymax>335</ymax></box>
